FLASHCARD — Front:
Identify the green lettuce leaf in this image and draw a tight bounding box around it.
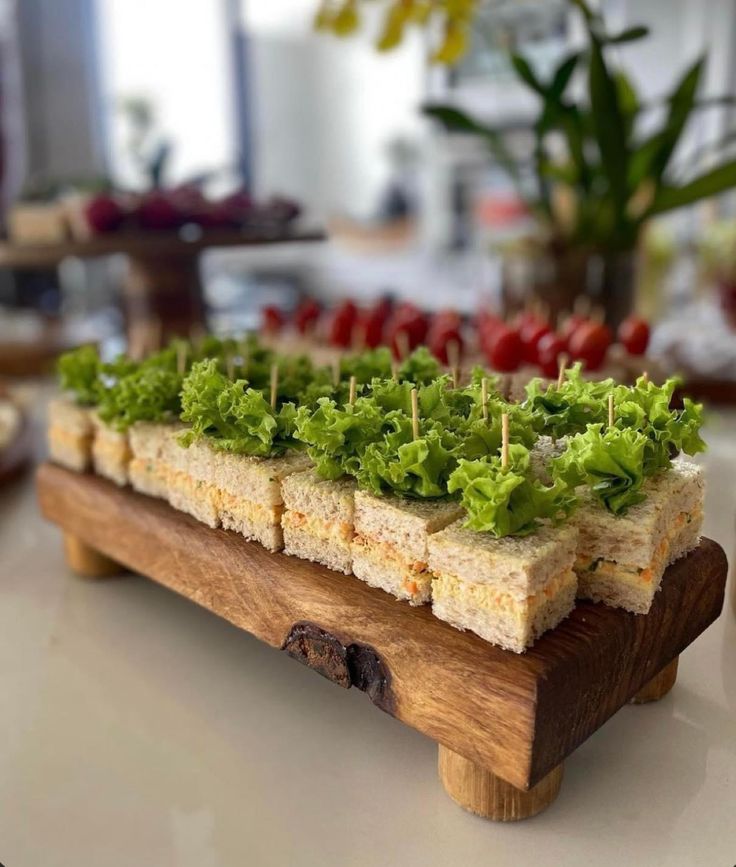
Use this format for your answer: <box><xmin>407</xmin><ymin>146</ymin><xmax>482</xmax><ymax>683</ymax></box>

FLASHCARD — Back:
<box><xmin>179</xmin><ymin>359</ymin><xmax>294</xmax><ymax>455</ymax></box>
<box><xmin>397</xmin><ymin>346</ymin><xmax>442</xmax><ymax>384</ymax></box>
<box><xmin>98</xmin><ymin>365</ymin><xmax>182</xmax><ymax>430</ymax></box>
<box><xmin>448</xmin><ymin>444</ymin><xmax>575</xmax><ymax>537</ymax></box>
<box><xmin>355</xmin><ymin>413</ymin><xmax>462</xmax><ymax>497</ymax></box>
<box><xmin>524</xmin><ymin>363</ymin><xmax>613</xmax><ymax>438</ymax></box>
<box><xmin>57</xmin><ymin>345</ymin><xmax>103</xmax><ymax>405</ymax></box>
<box><xmin>552</xmin><ymin>423</ymin><xmax>649</xmax><ymax>514</ymax></box>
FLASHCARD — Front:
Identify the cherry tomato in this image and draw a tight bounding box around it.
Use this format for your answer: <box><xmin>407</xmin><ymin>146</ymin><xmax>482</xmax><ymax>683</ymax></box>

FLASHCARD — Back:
<box><xmin>484</xmin><ymin>325</ymin><xmax>522</xmax><ymax>372</ymax></box>
<box><xmin>617</xmin><ymin>316</ymin><xmax>650</xmax><ymax>356</ymax></box>
<box><xmin>84</xmin><ymin>194</ymin><xmax>126</xmax><ymax>233</ymax></box>
<box><xmin>537</xmin><ymin>333</ymin><xmax>567</xmax><ymax>378</ymax></box>
<box><xmin>520</xmin><ymin>319</ymin><xmax>552</xmax><ymax>365</ymax></box>
<box><xmin>559</xmin><ymin>313</ymin><xmax>588</xmax><ymax>344</ymax></box>
<box><xmin>569</xmin><ymin>322</ymin><xmax>612</xmax><ymax>371</ymax></box>
<box><xmin>386</xmin><ymin>306</ymin><xmax>428</xmax><ymax>356</ymax></box>
<box><xmin>354</xmin><ymin>309</ymin><xmax>384</xmax><ymax>348</ymax></box>
<box><xmin>326</xmin><ymin>300</ymin><xmax>358</xmax><ymax>347</ymax></box>
<box><xmin>428</xmin><ymin>325</ymin><xmax>463</xmax><ymax>365</ymax></box>
<box><xmin>294</xmin><ymin>298</ymin><xmax>321</xmax><ymax>335</ymax></box>
<box><xmin>261</xmin><ymin>305</ymin><xmax>285</xmax><ymax>335</ymax></box>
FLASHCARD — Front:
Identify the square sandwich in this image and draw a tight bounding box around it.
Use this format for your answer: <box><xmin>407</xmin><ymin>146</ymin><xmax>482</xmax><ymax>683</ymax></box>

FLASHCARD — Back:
<box><xmin>281</xmin><ymin>470</ymin><xmax>356</xmax><ymax>574</ymax></box>
<box><xmin>429</xmin><ymin>521</ymin><xmax>578</xmax><ymax>653</ymax></box>
<box><xmin>47</xmin><ymin>398</ymin><xmax>94</xmax><ymax>472</ymax></box>
<box><xmin>351</xmin><ymin>491</ymin><xmax>463</xmax><ymax>605</ymax></box>
<box><xmin>90</xmin><ymin>412</ymin><xmax>131</xmax><ymax>486</ymax></box>
<box><xmin>572</xmin><ymin>458</ymin><xmax>704</xmax><ymax>614</ymax></box>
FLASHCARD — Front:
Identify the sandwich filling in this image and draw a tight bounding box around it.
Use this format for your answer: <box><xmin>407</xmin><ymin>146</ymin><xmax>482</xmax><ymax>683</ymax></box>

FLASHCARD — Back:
<box><xmin>351</xmin><ymin>532</ymin><xmax>432</xmax><ymax>601</ymax></box>
<box><xmin>575</xmin><ymin>509</ymin><xmax>702</xmax><ymax>591</ymax></box>
<box><xmin>281</xmin><ymin>510</ymin><xmax>353</xmax><ymax>545</ymax></box>
<box><xmin>433</xmin><ymin>566</ymin><xmax>576</xmax><ymax>624</ymax></box>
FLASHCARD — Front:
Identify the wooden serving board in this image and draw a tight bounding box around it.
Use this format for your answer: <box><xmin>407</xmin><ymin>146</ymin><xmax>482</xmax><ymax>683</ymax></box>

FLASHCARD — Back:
<box><xmin>37</xmin><ymin>463</ymin><xmax>727</xmax><ymax>814</ymax></box>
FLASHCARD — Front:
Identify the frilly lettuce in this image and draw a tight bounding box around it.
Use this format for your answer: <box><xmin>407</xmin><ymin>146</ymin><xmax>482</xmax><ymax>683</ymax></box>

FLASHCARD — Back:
<box><xmin>552</xmin><ymin>424</ymin><xmax>649</xmax><ymax>514</ymax></box>
<box><xmin>293</xmin><ymin>396</ymin><xmax>385</xmax><ymax>479</ymax></box>
<box><xmin>397</xmin><ymin>346</ymin><xmax>441</xmax><ymax>384</ymax></box>
<box><xmin>355</xmin><ymin>413</ymin><xmax>462</xmax><ymax>497</ymax></box>
<box><xmin>613</xmin><ymin>376</ymin><xmax>705</xmax><ymax>473</ymax></box>
<box><xmin>179</xmin><ymin>359</ymin><xmax>296</xmax><ymax>455</ymax></box>
<box><xmin>448</xmin><ymin>444</ymin><xmax>575</xmax><ymax>537</ymax></box>
<box><xmin>98</xmin><ymin>365</ymin><xmax>182</xmax><ymax>430</ymax></box>
<box><xmin>524</xmin><ymin>364</ymin><xmax>613</xmax><ymax>438</ymax></box>
<box><xmin>57</xmin><ymin>345</ymin><xmax>103</xmax><ymax>405</ymax></box>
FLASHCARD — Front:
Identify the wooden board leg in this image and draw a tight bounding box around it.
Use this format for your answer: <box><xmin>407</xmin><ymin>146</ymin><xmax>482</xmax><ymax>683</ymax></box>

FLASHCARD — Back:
<box><xmin>63</xmin><ymin>533</ymin><xmax>123</xmax><ymax>578</ymax></box>
<box><xmin>438</xmin><ymin>745</ymin><xmax>563</xmax><ymax>821</ymax></box>
<box><xmin>630</xmin><ymin>656</ymin><xmax>679</xmax><ymax>704</ymax></box>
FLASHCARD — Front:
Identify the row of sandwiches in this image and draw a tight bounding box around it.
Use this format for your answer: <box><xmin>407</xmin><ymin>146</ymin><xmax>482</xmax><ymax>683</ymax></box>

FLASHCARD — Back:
<box><xmin>47</xmin><ymin>376</ymin><xmax>705</xmax><ymax>655</ymax></box>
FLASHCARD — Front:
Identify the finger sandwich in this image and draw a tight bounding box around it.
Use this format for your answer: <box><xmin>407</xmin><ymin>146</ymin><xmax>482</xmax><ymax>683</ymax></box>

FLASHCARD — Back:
<box><xmin>351</xmin><ymin>492</ymin><xmax>463</xmax><ymax>605</ymax></box>
<box><xmin>281</xmin><ymin>470</ymin><xmax>356</xmax><ymax>574</ymax></box>
<box><xmin>90</xmin><ymin>412</ymin><xmax>132</xmax><ymax>486</ymax></box>
<box><xmin>429</xmin><ymin>521</ymin><xmax>578</xmax><ymax>652</ymax></box>
<box><xmin>47</xmin><ymin>398</ymin><xmax>94</xmax><ymax>472</ymax></box>
<box><xmin>572</xmin><ymin>458</ymin><xmax>704</xmax><ymax>614</ymax></box>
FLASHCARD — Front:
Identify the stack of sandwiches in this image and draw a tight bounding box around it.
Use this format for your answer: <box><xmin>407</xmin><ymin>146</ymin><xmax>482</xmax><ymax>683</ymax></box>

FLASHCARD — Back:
<box><xmin>47</xmin><ymin>398</ymin><xmax>94</xmax><ymax>472</ymax></box>
<box><xmin>571</xmin><ymin>458</ymin><xmax>704</xmax><ymax>614</ymax></box>
<box><xmin>48</xmin><ymin>339</ymin><xmax>708</xmax><ymax>654</ymax></box>
<box><xmin>429</xmin><ymin>521</ymin><xmax>578</xmax><ymax>653</ymax></box>
<box><xmin>351</xmin><ymin>492</ymin><xmax>463</xmax><ymax>605</ymax></box>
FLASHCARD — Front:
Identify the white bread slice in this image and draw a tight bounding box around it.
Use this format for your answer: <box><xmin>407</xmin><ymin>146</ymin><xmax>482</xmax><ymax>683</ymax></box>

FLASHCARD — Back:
<box><xmin>128</xmin><ymin>422</ymin><xmax>172</xmax><ymax>499</ymax></box>
<box><xmin>351</xmin><ymin>492</ymin><xmax>463</xmax><ymax>605</ymax></box>
<box><xmin>432</xmin><ymin>568</ymin><xmax>577</xmax><ymax>653</ymax></box>
<box><xmin>573</xmin><ymin>458</ymin><xmax>704</xmax><ymax>614</ymax></box>
<box><xmin>90</xmin><ymin>412</ymin><xmax>131</xmax><ymax>486</ymax></box>
<box><xmin>281</xmin><ymin>470</ymin><xmax>356</xmax><ymax>574</ymax></box>
<box><xmin>428</xmin><ymin>519</ymin><xmax>578</xmax><ymax>600</ymax></box>
<box><xmin>47</xmin><ymin>397</ymin><xmax>94</xmax><ymax>472</ymax></box>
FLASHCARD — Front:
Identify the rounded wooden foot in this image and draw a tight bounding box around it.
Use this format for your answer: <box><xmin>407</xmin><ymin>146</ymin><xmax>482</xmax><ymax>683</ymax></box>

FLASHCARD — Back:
<box><xmin>438</xmin><ymin>746</ymin><xmax>563</xmax><ymax>821</ymax></box>
<box><xmin>630</xmin><ymin>657</ymin><xmax>679</xmax><ymax>704</ymax></box>
<box><xmin>63</xmin><ymin>534</ymin><xmax>122</xmax><ymax>578</ymax></box>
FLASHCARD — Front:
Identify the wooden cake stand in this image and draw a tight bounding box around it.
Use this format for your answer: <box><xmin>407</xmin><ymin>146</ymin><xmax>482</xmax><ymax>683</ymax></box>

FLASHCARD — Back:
<box><xmin>36</xmin><ymin>463</ymin><xmax>728</xmax><ymax>822</ymax></box>
<box><xmin>0</xmin><ymin>227</ymin><xmax>325</xmax><ymax>347</ymax></box>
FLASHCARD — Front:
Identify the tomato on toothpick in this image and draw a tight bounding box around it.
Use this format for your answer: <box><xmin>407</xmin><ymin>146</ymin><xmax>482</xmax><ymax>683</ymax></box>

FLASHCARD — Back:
<box><xmin>520</xmin><ymin>318</ymin><xmax>552</xmax><ymax>365</ymax></box>
<box><xmin>618</xmin><ymin>316</ymin><xmax>650</xmax><ymax>356</ymax></box>
<box><xmin>327</xmin><ymin>300</ymin><xmax>358</xmax><ymax>348</ymax></box>
<box><xmin>386</xmin><ymin>304</ymin><xmax>429</xmax><ymax>356</ymax></box>
<box><xmin>537</xmin><ymin>333</ymin><xmax>568</xmax><ymax>378</ymax></box>
<box><xmin>261</xmin><ymin>305</ymin><xmax>286</xmax><ymax>335</ymax></box>
<box><xmin>294</xmin><ymin>298</ymin><xmax>321</xmax><ymax>335</ymax></box>
<box><xmin>568</xmin><ymin>321</ymin><xmax>612</xmax><ymax>371</ymax></box>
<box><xmin>484</xmin><ymin>325</ymin><xmax>523</xmax><ymax>372</ymax></box>
<box><xmin>428</xmin><ymin>325</ymin><xmax>464</xmax><ymax>365</ymax></box>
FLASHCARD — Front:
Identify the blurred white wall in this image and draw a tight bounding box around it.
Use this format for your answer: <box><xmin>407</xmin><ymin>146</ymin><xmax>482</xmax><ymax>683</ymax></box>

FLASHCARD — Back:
<box><xmin>241</xmin><ymin>0</ymin><xmax>426</xmax><ymax>221</ymax></box>
<box><xmin>97</xmin><ymin>0</ymin><xmax>237</xmax><ymax>188</ymax></box>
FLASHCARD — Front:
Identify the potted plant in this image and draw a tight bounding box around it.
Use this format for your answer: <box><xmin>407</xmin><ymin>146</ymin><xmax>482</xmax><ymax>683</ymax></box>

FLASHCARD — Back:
<box><xmin>315</xmin><ymin>0</ymin><xmax>736</xmax><ymax>328</ymax></box>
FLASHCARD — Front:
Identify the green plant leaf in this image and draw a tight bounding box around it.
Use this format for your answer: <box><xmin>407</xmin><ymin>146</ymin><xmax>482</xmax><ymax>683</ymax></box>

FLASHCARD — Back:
<box><xmin>601</xmin><ymin>25</ymin><xmax>649</xmax><ymax>45</ymax></box>
<box><xmin>549</xmin><ymin>53</ymin><xmax>579</xmax><ymax>100</ymax></box>
<box><xmin>510</xmin><ymin>53</ymin><xmax>545</xmax><ymax>96</ymax></box>
<box><xmin>588</xmin><ymin>37</ymin><xmax>630</xmax><ymax>213</ymax></box>
<box><xmin>648</xmin><ymin>159</ymin><xmax>736</xmax><ymax>215</ymax></box>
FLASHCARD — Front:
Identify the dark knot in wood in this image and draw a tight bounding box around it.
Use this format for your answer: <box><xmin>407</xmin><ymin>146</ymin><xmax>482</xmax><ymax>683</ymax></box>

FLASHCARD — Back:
<box><xmin>283</xmin><ymin>622</ymin><xmax>394</xmax><ymax>714</ymax></box>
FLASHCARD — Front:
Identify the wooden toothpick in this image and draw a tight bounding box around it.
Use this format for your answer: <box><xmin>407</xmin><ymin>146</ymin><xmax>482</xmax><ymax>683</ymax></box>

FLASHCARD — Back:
<box><xmin>410</xmin><ymin>388</ymin><xmax>419</xmax><ymax>441</ymax></box>
<box><xmin>332</xmin><ymin>357</ymin><xmax>341</xmax><ymax>388</ymax></box>
<box><xmin>176</xmin><ymin>343</ymin><xmax>187</xmax><ymax>376</ymax></box>
<box><xmin>225</xmin><ymin>354</ymin><xmax>235</xmax><ymax>380</ymax></box>
<box><xmin>348</xmin><ymin>375</ymin><xmax>357</xmax><ymax>405</ymax></box>
<box><xmin>396</xmin><ymin>330</ymin><xmax>410</xmax><ymax>361</ymax></box>
<box><xmin>391</xmin><ymin>360</ymin><xmax>399</xmax><ymax>382</ymax></box>
<box><xmin>352</xmin><ymin>322</ymin><xmax>366</xmax><ymax>353</ymax></box>
<box><xmin>481</xmin><ymin>377</ymin><xmax>489</xmax><ymax>422</ymax></box>
<box><xmin>447</xmin><ymin>339</ymin><xmax>460</xmax><ymax>373</ymax></box>
<box><xmin>270</xmin><ymin>363</ymin><xmax>279</xmax><ymax>410</ymax></box>
<box><xmin>501</xmin><ymin>412</ymin><xmax>510</xmax><ymax>470</ymax></box>
<box><xmin>608</xmin><ymin>393</ymin><xmax>615</xmax><ymax>428</ymax></box>
<box><xmin>451</xmin><ymin>366</ymin><xmax>460</xmax><ymax>389</ymax></box>
<box><xmin>557</xmin><ymin>354</ymin><xmax>569</xmax><ymax>389</ymax></box>
<box><xmin>641</xmin><ymin>370</ymin><xmax>649</xmax><ymax>384</ymax></box>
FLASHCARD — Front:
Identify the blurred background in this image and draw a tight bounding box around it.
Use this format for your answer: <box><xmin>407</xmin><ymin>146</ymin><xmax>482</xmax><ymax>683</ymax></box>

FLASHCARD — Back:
<box><xmin>1</xmin><ymin>0</ymin><xmax>736</xmax><ymax>393</ymax></box>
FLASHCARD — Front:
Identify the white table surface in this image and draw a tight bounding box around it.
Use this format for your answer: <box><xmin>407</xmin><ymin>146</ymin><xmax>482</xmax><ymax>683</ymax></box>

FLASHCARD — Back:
<box><xmin>1</xmin><ymin>405</ymin><xmax>734</xmax><ymax>867</ymax></box>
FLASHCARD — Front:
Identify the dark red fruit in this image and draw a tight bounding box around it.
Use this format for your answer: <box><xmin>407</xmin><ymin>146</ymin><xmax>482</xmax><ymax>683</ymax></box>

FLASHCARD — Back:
<box><xmin>537</xmin><ymin>332</ymin><xmax>567</xmax><ymax>378</ymax></box>
<box><xmin>617</xmin><ymin>316</ymin><xmax>650</xmax><ymax>356</ymax></box>
<box><xmin>520</xmin><ymin>318</ymin><xmax>552</xmax><ymax>365</ymax></box>
<box><xmin>262</xmin><ymin>305</ymin><xmax>286</xmax><ymax>334</ymax></box>
<box><xmin>135</xmin><ymin>191</ymin><xmax>183</xmax><ymax>231</ymax></box>
<box><xmin>294</xmin><ymin>298</ymin><xmax>321</xmax><ymax>335</ymax></box>
<box><xmin>327</xmin><ymin>300</ymin><xmax>358</xmax><ymax>348</ymax></box>
<box><xmin>569</xmin><ymin>322</ymin><xmax>612</xmax><ymax>371</ymax></box>
<box><xmin>84</xmin><ymin>194</ymin><xmax>125</xmax><ymax>233</ymax></box>
<box><xmin>484</xmin><ymin>325</ymin><xmax>522</xmax><ymax>372</ymax></box>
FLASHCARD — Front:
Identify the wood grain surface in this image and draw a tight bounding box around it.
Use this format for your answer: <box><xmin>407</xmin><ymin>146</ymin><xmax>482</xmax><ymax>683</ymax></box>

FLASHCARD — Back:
<box><xmin>37</xmin><ymin>462</ymin><xmax>728</xmax><ymax>790</ymax></box>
